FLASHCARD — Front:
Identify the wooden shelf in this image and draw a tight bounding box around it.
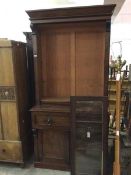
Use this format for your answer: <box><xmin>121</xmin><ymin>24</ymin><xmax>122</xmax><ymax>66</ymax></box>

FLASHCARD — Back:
<box><xmin>41</xmin><ymin>98</ymin><xmax>70</xmax><ymax>106</ymax></box>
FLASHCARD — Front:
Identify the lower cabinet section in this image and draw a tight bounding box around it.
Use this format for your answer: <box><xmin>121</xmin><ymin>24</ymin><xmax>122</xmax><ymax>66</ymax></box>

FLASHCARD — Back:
<box><xmin>31</xmin><ymin>108</ymin><xmax>71</xmax><ymax>170</ymax></box>
<box><xmin>31</xmin><ymin>97</ymin><xmax>108</xmax><ymax>173</ymax></box>
<box><xmin>34</xmin><ymin>129</ymin><xmax>70</xmax><ymax>170</ymax></box>
<box><xmin>0</xmin><ymin>140</ymin><xmax>23</xmax><ymax>163</ymax></box>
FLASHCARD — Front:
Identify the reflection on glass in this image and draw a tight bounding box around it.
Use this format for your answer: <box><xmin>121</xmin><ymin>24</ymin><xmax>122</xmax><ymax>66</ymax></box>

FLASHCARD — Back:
<box><xmin>74</xmin><ymin>100</ymin><xmax>103</xmax><ymax>175</ymax></box>
<box><xmin>76</xmin><ymin>101</ymin><xmax>103</xmax><ymax>113</ymax></box>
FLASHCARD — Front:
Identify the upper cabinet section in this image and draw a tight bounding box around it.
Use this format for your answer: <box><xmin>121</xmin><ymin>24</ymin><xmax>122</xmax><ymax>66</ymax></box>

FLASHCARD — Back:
<box><xmin>27</xmin><ymin>5</ymin><xmax>116</xmax><ymax>102</ymax></box>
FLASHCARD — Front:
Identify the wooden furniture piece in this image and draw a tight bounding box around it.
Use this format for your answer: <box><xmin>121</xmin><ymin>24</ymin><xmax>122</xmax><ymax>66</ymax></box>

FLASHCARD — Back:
<box><xmin>71</xmin><ymin>96</ymin><xmax>108</xmax><ymax>175</ymax></box>
<box><xmin>27</xmin><ymin>4</ymin><xmax>115</xmax><ymax>172</ymax></box>
<box><xmin>0</xmin><ymin>39</ymin><xmax>32</xmax><ymax>166</ymax></box>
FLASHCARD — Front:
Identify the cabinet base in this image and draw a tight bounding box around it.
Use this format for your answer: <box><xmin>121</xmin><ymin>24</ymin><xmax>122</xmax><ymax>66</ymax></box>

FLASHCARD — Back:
<box><xmin>34</xmin><ymin>162</ymin><xmax>70</xmax><ymax>171</ymax></box>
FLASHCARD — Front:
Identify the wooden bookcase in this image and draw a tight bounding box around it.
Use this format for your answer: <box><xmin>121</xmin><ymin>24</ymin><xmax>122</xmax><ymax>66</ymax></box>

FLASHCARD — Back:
<box><xmin>27</xmin><ymin>4</ymin><xmax>115</xmax><ymax>172</ymax></box>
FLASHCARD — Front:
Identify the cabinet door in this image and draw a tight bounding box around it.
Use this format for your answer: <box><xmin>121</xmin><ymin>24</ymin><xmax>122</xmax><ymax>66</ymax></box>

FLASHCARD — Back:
<box><xmin>35</xmin><ymin>129</ymin><xmax>70</xmax><ymax>170</ymax></box>
<box><xmin>71</xmin><ymin>96</ymin><xmax>108</xmax><ymax>175</ymax></box>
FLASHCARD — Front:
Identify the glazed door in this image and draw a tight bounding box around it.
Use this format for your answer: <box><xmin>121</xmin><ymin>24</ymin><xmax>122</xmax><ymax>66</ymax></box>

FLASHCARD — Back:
<box><xmin>71</xmin><ymin>96</ymin><xmax>108</xmax><ymax>175</ymax></box>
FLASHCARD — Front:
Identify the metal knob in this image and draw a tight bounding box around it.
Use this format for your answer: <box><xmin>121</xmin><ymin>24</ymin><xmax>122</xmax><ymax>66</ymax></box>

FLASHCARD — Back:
<box><xmin>47</xmin><ymin>117</ymin><xmax>53</xmax><ymax>126</ymax></box>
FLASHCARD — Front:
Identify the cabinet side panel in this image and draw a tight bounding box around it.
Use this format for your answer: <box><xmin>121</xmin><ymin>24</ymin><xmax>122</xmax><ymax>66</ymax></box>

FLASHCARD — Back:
<box><xmin>0</xmin><ymin>48</ymin><xmax>15</xmax><ymax>86</ymax></box>
<box><xmin>1</xmin><ymin>102</ymin><xmax>19</xmax><ymax>140</ymax></box>
<box><xmin>75</xmin><ymin>24</ymin><xmax>105</xmax><ymax>96</ymax></box>
<box><xmin>13</xmin><ymin>44</ymin><xmax>33</xmax><ymax>160</ymax></box>
<box><xmin>41</xmin><ymin>31</ymin><xmax>71</xmax><ymax>97</ymax></box>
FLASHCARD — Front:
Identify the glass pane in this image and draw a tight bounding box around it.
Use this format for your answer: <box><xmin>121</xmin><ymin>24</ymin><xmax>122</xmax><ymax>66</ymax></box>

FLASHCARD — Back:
<box><xmin>73</xmin><ymin>99</ymin><xmax>104</xmax><ymax>175</ymax></box>
<box><xmin>76</xmin><ymin>101</ymin><xmax>103</xmax><ymax>122</ymax></box>
<box><xmin>75</xmin><ymin>122</ymin><xmax>102</xmax><ymax>175</ymax></box>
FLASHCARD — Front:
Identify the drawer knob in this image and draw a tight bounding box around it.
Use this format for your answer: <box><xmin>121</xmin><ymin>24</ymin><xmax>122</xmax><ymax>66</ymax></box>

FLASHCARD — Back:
<box><xmin>47</xmin><ymin>117</ymin><xmax>53</xmax><ymax>126</ymax></box>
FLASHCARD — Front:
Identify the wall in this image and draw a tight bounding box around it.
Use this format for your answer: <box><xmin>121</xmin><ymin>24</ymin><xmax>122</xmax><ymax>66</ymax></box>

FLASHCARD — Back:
<box><xmin>111</xmin><ymin>0</ymin><xmax>131</xmax><ymax>65</ymax></box>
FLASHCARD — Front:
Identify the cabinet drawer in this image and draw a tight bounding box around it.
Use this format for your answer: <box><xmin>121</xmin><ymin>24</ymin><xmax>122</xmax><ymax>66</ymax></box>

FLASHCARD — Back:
<box><xmin>0</xmin><ymin>140</ymin><xmax>23</xmax><ymax>162</ymax></box>
<box><xmin>32</xmin><ymin>112</ymin><xmax>70</xmax><ymax>129</ymax></box>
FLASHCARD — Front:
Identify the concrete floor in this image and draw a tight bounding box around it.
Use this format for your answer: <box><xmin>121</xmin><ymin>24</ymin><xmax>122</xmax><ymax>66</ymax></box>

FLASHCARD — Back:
<box><xmin>0</xmin><ymin>163</ymin><xmax>70</xmax><ymax>175</ymax></box>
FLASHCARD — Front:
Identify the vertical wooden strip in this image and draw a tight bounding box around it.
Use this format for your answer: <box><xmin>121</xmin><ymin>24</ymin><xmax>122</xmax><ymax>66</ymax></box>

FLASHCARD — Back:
<box><xmin>70</xmin><ymin>32</ymin><xmax>76</xmax><ymax>96</ymax></box>
<box><xmin>104</xmin><ymin>20</ymin><xmax>111</xmax><ymax>96</ymax></box>
<box><xmin>42</xmin><ymin>34</ymin><xmax>47</xmax><ymax>97</ymax></box>
<box><xmin>113</xmin><ymin>80</ymin><xmax>121</xmax><ymax>175</ymax></box>
<box><xmin>0</xmin><ymin>103</ymin><xmax>4</xmax><ymax>139</ymax></box>
<box><xmin>32</xmin><ymin>33</ymin><xmax>41</xmax><ymax>104</ymax></box>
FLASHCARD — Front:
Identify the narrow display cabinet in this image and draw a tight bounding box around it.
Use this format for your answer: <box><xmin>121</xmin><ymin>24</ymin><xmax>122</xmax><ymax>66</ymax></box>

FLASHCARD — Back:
<box><xmin>0</xmin><ymin>39</ymin><xmax>32</xmax><ymax>166</ymax></box>
<box><xmin>70</xmin><ymin>96</ymin><xmax>108</xmax><ymax>175</ymax></box>
<box><xmin>27</xmin><ymin>4</ymin><xmax>115</xmax><ymax>172</ymax></box>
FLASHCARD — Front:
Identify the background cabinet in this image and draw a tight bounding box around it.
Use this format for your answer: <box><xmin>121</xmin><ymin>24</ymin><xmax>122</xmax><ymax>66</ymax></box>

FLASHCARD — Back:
<box><xmin>0</xmin><ymin>39</ymin><xmax>32</xmax><ymax>165</ymax></box>
<box><xmin>27</xmin><ymin>4</ymin><xmax>115</xmax><ymax>172</ymax></box>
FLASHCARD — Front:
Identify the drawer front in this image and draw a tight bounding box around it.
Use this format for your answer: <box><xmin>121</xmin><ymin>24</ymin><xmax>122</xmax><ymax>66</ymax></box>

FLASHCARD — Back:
<box><xmin>32</xmin><ymin>112</ymin><xmax>70</xmax><ymax>129</ymax></box>
<box><xmin>0</xmin><ymin>140</ymin><xmax>23</xmax><ymax>162</ymax></box>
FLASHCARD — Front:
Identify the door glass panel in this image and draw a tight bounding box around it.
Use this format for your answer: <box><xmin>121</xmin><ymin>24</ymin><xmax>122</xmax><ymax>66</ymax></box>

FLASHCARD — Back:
<box><xmin>71</xmin><ymin>98</ymin><xmax>106</xmax><ymax>175</ymax></box>
<box><xmin>75</xmin><ymin>122</ymin><xmax>102</xmax><ymax>175</ymax></box>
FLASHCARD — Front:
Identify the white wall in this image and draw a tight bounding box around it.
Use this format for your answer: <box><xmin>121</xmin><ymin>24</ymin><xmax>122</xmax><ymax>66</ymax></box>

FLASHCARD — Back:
<box><xmin>1</xmin><ymin>0</ymin><xmax>130</xmax><ymax>66</ymax></box>
<box><xmin>0</xmin><ymin>0</ymin><xmax>103</xmax><ymax>42</ymax></box>
<box><xmin>111</xmin><ymin>23</ymin><xmax>131</xmax><ymax>65</ymax></box>
<box><xmin>110</xmin><ymin>0</ymin><xmax>131</xmax><ymax>65</ymax></box>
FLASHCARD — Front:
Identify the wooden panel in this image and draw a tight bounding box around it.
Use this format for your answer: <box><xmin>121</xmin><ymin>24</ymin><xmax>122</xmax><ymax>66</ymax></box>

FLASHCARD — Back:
<box><xmin>70</xmin><ymin>33</ymin><xmax>76</xmax><ymax>96</ymax></box>
<box><xmin>13</xmin><ymin>42</ymin><xmax>33</xmax><ymax>162</ymax></box>
<box><xmin>41</xmin><ymin>31</ymin><xmax>71</xmax><ymax>97</ymax></box>
<box><xmin>0</xmin><ymin>107</ymin><xmax>3</xmax><ymax>139</ymax></box>
<box><xmin>0</xmin><ymin>48</ymin><xmax>15</xmax><ymax>86</ymax></box>
<box><xmin>75</xmin><ymin>28</ymin><xmax>105</xmax><ymax>96</ymax></box>
<box><xmin>0</xmin><ymin>39</ymin><xmax>12</xmax><ymax>47</ymax></box>
<box><xmin>37</xmin><ymin>129</ymin><xmax>70</xmax><ymax>170</ymax></box>
<box><xmin>13</xmin><ymin>44</ymin><xmax>30</xmax><ymax>137</ymax></box>
<box><xmin>0</xmin><ymin>140</ymin><xmax>22</xmax><ymax>162</ymax></box>
<box><xmin>42</xmin><ymin>130</ymin><xmax>69</xmax><ymax>160</ymax></box>
<box><xmin>0</xmin><ymin>102</ymin><xmax>19</xmax><ymax>140</ymax></box>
